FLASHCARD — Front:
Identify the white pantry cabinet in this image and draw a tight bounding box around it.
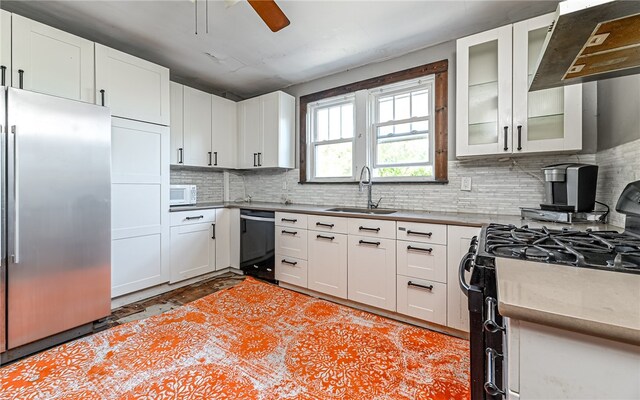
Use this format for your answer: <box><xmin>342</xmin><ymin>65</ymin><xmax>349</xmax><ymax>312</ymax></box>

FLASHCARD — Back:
<box><xmin>183</xmin><ymin>86</ymin><xmax>212</xmax><ymax>167</ymax></box>
<box><xmin>95</xmin><ymin>44</ymin><xmax>170</xmax><ymax>126</ymax></box>
<box><xmin>348</xmin><ymin>235</ymin><xmax>396</xmax><ymax>311</ymax></box>
<box><xmin>111</xmin><ymin>117</ymin><xmax>170</xmax><ymax>298</ymax></box>
<box><xmin>446</xmin><ymin>225</ymin><xmax>480</xmax><ymax>332</ymax></box>
<box><xmin>1</xmin><ymin>10</ymin><xmax>11</xmax><ymax>86</ymax></box>
<box><xmin>456</xmin><ymin>13</ymin><xmax>582</xmax><ymax>157</ymax></box>
<box><xmin>169</xmin><ymin>210</ymin><xmax>217</xmax><ymax>283</ymax></box>
<box><xmin>211</xmin><ymin>94</ymin><xmax>237</xmax><ymax>168</ymax></box>
<box><xmin>237</xmin><ymin>91</ymin><xmax>295</xmax><ymax>169</ymax></box>
<box><xmin>307</xmin><ymin>231</ymin><xmax>348</xmax><ymax>299</ymax></box>
<box><xmin>11</xmin><ymin>14</ymin><xmax>94</xmax><ymax>102</ymax></box>
<box><xmin>169</xmin><ymin>82</ymin><xmax>184</xmax><ymax>164</ymax></box>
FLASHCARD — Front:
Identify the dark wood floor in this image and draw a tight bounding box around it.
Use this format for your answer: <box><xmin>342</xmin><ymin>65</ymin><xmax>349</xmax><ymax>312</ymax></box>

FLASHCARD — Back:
<box><xmin>97</xmin><ymin>273</ymin><xmax>245</xmax><ymax>330</ymax></box>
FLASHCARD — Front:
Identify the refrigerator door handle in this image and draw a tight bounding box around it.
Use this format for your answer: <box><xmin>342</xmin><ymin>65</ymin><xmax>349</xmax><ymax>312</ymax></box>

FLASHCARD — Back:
<box><xmin>11</xmin><ymin>125</ymin><xmax>19</xmax><ymax>264</ymax></box>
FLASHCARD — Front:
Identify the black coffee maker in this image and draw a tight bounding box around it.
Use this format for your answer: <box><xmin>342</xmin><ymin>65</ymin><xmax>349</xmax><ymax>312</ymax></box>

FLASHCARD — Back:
<box><xmin>541</xmin><ymin>163</ymin><xmax>599</xmax><ymax>212</ymax></box>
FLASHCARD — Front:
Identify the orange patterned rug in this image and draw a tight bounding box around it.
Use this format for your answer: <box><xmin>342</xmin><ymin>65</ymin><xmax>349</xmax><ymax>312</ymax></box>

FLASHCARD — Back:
<box><xmin>1</xmin><ymin>277</ymin><xmax>470</xmax><ymax>399</ymax></box>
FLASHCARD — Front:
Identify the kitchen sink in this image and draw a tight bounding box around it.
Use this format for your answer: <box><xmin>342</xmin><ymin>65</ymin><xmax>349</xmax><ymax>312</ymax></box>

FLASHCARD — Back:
<box><xmin>325</xmin><ymin>207</ymin><xmax>397</xmax><ymax>215</ymax></box>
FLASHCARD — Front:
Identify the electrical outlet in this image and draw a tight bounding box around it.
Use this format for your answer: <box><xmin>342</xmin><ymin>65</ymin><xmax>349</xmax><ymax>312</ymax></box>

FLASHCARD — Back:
<box><xmin>461</xmin><ymin>177</ymin><xmax>472</xmax><ymax>191</ymax></box>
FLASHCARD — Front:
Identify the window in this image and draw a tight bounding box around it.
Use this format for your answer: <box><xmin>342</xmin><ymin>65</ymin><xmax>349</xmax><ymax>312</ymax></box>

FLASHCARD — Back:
<box><xmin>308</xmin><ymin>96</ymin><xmax>355</xmax><ymax>181</ymax></box>
<box><xmin>371</xmin><ymin>78</ymin><xmax>434</xmax><ymax>179</ymax></box>
<box><xmin>299</xmin><ymin>60</ymin><xmax>448</xmax><ymax>183</ymax></box>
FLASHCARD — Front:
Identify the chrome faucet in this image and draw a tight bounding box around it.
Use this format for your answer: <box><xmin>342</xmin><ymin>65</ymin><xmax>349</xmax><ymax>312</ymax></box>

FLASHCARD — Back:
<box><xmin>359</xmin><ymin>166</ymin><xmax>381</xmax><ymax>209</ymax></box>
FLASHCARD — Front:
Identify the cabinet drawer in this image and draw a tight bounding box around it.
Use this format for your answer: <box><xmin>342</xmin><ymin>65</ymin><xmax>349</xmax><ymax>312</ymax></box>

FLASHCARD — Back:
<box><xmin>396</xmin><ymin>221</ymin><xmax>447</xmax><ymax>245</ymax></box>
<box><xmin>275</xmin><ymin>255</ymin><xmax>307</xmax><ymax>288</ymax></box>
<box><xmin>276</xmin><ymin>227</ymin><xmax>308</xmax><ymax>259</ymax></box>
<box><xmin>275</xmin><ymin>212</ymin><xmax>308</xmax><ymax>229</ymax></box>
<box><xmin>397</xmin><ymin>275</ymin><xmax>447</xmax><ymax>326</ymax></box>
<box><xmin>348</xmin><ymin>218</ymin><xmax>396</xmax><ymax>239</ymax></box>
<box><xmin>170</xmin><ymin>209</ymin><xmax>217</xmax><ymax>226</ymax></box>
<box><xmin>397</xmin><ymin>241</ymin><xmax>447</xmax><ymax>283</ymax></box>
<box><xmin>308</xmin><ymin>215</ymin><xmax>348</xmax><ymax>234</ymax></box>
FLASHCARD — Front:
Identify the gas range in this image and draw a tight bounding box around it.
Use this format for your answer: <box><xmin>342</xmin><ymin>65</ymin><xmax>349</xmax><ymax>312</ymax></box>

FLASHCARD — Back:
<box><xmin>475</xmin><ymin>224</ymin><xmax>640</xmax><ymax>274</ymax></box>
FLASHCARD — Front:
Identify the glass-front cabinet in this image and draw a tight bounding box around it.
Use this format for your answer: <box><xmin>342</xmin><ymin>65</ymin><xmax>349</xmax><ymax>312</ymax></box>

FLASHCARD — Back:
<box><xmin>456</xmin><ymin>13</ymin><xmax>582</xmax><ymax>157</ymax></box>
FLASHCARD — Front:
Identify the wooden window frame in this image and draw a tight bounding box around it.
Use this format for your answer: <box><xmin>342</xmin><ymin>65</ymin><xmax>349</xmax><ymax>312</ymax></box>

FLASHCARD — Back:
<box><xmin>299</xmin><ymin>59</ymin><xmax>448</xmax><ymax>184</ymax></box>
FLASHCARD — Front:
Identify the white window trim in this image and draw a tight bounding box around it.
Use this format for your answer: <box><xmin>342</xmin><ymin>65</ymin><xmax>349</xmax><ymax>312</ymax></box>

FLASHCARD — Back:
<box><xmin>306</xmin><ymin>76</ymin><xmax>437</xmax><ymax>183</ymax></box>
<box><xmin>307</xmin><ymin>94</ymin><xmax>356</xmax><ymax>182</ymax></box>
<box><xmin>368</xmin><ymin>76</ymin><xmax>436</xmax><ymax>182</ymax></box>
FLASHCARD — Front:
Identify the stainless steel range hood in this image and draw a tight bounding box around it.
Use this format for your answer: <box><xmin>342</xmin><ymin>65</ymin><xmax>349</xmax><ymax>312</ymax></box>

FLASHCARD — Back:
<box><xmin>529</xmin><ymin>0</ymin><xmax>640</xmax><ymax>92</ymax></box>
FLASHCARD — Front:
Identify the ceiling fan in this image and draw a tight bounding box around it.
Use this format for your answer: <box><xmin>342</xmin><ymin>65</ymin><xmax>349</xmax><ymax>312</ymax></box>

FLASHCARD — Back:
<box><xmin>246</xmin><ymin>0</ymin><xmax>290</xmax><ymax>32</ymax></box>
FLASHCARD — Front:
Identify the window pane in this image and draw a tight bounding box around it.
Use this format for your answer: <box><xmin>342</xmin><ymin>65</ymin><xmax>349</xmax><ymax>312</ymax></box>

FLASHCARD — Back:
<box><xmin>341</xmin><ymin>104</ymin><xmax>354</xmax><ymax>138</ymax></box>
<box><xmin>378</xmin><ymin>125</ymin><xmax>394</xmax><ymax>137</ymax></box>
<box><xmin>374</xmin><ymin>165</ymin><xmax>433</xmax><ymax>178</ymax></box>
<box><xmin>411</xmin><ymin>120</ymin><xmax>429</xmax><ymax>133</ymax></box>
<box><xmin>395</xmin><ymin>93</ymin><xmax>411</xmax><ymax>120</ymax></box>
<box><xmin>377</xmin><ymin>136</ymin><xmax>429</xmax><ymax>165</ymax></box>
<box><xmin>328</xmin><ymin>106</ymin><xmax>341</xmax><ymax>140</ymax></box>
<box><xmin>411</xmin><ymin>90</ymin><xmax>429</xmax><ymax>117</ymax></box>
<box><xmin>315</xmin><ymin>142</ymin><xmax>353</xmax><ymax>178</ymax></box>
<box><xmin>379</xmin><ymin>97</ymin><xmax>394</xmax><ymax>123</ymax></box>
<box><xmin>316</xmin><ymin>108</ymin><xmax>328</xmax><ymax>141</ymax></box>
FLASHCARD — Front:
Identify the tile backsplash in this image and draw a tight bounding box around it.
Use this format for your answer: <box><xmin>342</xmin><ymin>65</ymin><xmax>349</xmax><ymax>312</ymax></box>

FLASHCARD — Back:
<box><xmin>595</xmin><ymin>137</ymin><xmax>640</xmax><ymax>228</ymax></box>
<box><xmin>231</xmin><ymin>154</ymin><xmax>596</xmax><ymax>216</ymax></box>
<box><xmin>172</xmin><ymin>139</ymin><xmax>639</xmax><ymax>229</ymax></box>
<box><xmin>170</xmin><ymin>167</ymin><xmax>224</xmax><ymax>203</ymax></box>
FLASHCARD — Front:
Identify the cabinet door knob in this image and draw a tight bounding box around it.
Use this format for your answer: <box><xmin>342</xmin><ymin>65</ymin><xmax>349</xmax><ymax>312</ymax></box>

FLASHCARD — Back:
<box><xmin>359</xmin><ymin>239</ymin><xmax>380</xmax><ymax>246</ymax></box>
<box><xmin>100</xmin><ymin>89</ymin><xmax>105</xmax><ymax>106</ymax></box>
<box><xmin>178</xmin><ymin>148</ymin><xmax>184</xmax><ymax>164</ymax></box>
<box><xmin>208</xmin><ymin>151</ymin><xmax>212</xmax><ymax>166</ymax></box>
<box><xmin>253</xmin><ymin>153</ymin><xmax>257</xmax><ymax>167</ymax></box>
<box><xmin>0</xmin><ymin>65</ymin><xmax>6</xmax><ymax>86</ymax></box>
<box><xmin>214</xmin><ymin>151</ymin><xmax>218</xmax><ymax>166</ymax></box>
<box><xmin>18</xmin><ymin>69</ymin><xmax>24</xmax><ymax>89</ymax></box>
<box><xmin>408</xmin><ymin>281</ymin><xmax>433</xmax><ymax>291</ymax></box>
<box><xmin>211</xmin><ymin>223</ymin><xmax>216</xmax><ymax>239</ymax></box>
<box><xmin>258</xmin><ymin>152</ymin><xmax>262</xmax><ymax>166</ymax></box>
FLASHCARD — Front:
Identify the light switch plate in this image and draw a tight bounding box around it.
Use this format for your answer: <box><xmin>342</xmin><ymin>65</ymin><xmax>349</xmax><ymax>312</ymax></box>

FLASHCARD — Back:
<box><xmin>461</xmin><ymin>177</ymin><xmax>472</xmax><ymax>191</ymax></box>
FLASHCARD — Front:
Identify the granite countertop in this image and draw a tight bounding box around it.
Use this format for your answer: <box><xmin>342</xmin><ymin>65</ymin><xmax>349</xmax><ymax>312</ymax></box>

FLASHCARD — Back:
<box><xmin>496</xmin><ymin>259</ymin><xmax>640</xmax><ymax>346</ymax></box>
<box><xmin>170</xmin><ymin>201</ymin><xmax>621</xmax><ymax>231</ymax></box>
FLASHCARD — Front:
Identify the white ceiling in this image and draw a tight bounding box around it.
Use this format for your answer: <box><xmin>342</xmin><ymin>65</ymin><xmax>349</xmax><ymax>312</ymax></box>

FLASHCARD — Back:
<box><xmin>2</xmin><ymin>0</ymin><xmax>558</xmax><ymax>99</ymax></box>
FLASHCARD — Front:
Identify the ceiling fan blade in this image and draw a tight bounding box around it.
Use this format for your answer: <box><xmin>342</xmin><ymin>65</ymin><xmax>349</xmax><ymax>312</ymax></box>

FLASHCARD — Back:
<box><xmin>247</xmin><ymin>0</ymin><xmax>290</xmax><ymax>32</ymax></box>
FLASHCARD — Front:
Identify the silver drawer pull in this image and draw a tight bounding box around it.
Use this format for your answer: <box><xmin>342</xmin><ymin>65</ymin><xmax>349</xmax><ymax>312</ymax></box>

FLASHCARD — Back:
<box><xmin>407</xmin><ymin>229</ymin><xmax>432</xmax><ymax>237</ymax></box>
<box><xmin>485</xmin><ymin>347</ymin><xmax>505</xmax><ymax>397</ymax></box>
<box><xmin>281</xmin><ymin>218</ymin><xmax>297</xmax><ymax>223</ymax></box>
<box><xmin>407</xmin><ymin>245</ymin><xmax>433</xmax><ymax>253</ymax></box>
<box><xmin>281</xmin><ymin>259</ymin><xmax>297</xmax><ymax>266</ymax></box>
<box><xmin>359</xmin><ymin>239</ymin><xmax>380</xmax><ymax>246</ymax></box>
<box><xmin>185</xmin><ymin>215</ymin><xmax>204</xmax><ymax>220</ymax></box>
<box><xmin>281</xmin><ymin>230</ymin><xmax>298</xmax><ymax>236</ymax></box>
<box><xmin>484</xmin><ymin>297</ymin><xmax>505</xmax><ymax>333</ymax></box>
<box><xmin>408</xmin><ymin>281</ymin><xmax>433</xmax><ymax>291</ymax></box>
<box><xmin>316</xmin><ymin>222</ymin><xmax>335</xmax><ymax>228</ymax></box>
<box><xmin>359</xmin><ymin>226</ymin><xmax>380</xmax><ymax>232</ymax></box>
<box><xmin>316</xmin><ymin>234</ymin><xmax>335</xmax><ymax>241</ymax></box>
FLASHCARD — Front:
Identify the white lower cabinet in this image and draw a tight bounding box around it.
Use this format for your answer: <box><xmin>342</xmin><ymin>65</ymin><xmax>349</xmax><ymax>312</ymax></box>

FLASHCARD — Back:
<box><xmin>348</xmin><ymin>236</ymin><xmax>396</xmax><ymax>311</ymax></box>
<box><xmin>396</xmin><ymin>276</ymin><xmax>447</xmax><ymax>325</ymax></box>
<box><xmin>308</xmin><ymin>231</ymin><xmax>348</xmax><ymax>299</ymax></box>
<box><xmin>275</xmin><ymin>227</ymin><xmax>308</xmax><ymax>260</ymax></box>
<box><xmin>275</xmin><ymin>256</ymin><xmax>307</xmax><ymax>288</ymax></box>
<box><xmin>446</xmin><ymin>225</ymin><xmax>480</xmax><ymax>332</ymax></box>
<box><xmin>397</xmin><ymin>241</ymin><xmax>447</xmax><ymax>283</ymax></box>
<box><xmin>169</xmin><ymin>210</ymin><xmax>216</xmax><ymax>283</ymax></box>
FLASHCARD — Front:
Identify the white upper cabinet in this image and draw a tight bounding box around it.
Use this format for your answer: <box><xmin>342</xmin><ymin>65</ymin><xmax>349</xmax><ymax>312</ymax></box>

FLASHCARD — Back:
<box><xmin>169</xmin><ymin>82</ymin><xmax>184</xmax><ymax>164</ymax></box>
<box><xmin>211</xmin><ymin>94</ymin><xmax>237</xmax><ymax>168</ymax></box>
<box><xmin>1</xmin><ymin>10</ymin><xmax>11</xmax><ymax>86</ymax></box>
<box><xmin>457</xmin><ymin>25</ymin><xmax>512</xmax><ymax>157</ymax></box>
<box><xmin>237</xmin><ymin>91</ymin><xmax>295</xmax><ymax>169</ymax></box>
<box><xmin>456</xmin><ymin>13</ymin><xmax>582</xmax><ymax>157</ymax></box>
<box><xmin>11</xmin><ymin>14</ymin><xmax>94</xmax><ymax>102</ymax></box>
<box><xmin>95</xmin><ymin>44</ymin><xmax>170</xmax><ymax>125</ymax></box>
<box><xmin>183</xmin><ymin>86</ymin><xmax>212</xmax><ymax>167</ymax></box>
<box><xmin>512</xmin><ymin>14</ymin><xmax>582</xmax><ymax>154</ymax></box>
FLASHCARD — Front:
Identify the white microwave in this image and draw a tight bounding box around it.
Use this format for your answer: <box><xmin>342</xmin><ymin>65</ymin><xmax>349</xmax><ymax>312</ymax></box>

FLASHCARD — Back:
<box><xmin>170</xmin><ymin>185</ymin><xmax>197</xmax><ymax>206</ymax></box>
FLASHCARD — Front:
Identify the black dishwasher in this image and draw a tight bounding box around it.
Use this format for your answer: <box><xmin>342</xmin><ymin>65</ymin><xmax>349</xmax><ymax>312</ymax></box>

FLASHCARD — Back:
<box><xmin>240</xmin><ymin>210</ymin><xmax>276</xmax><ymax>282</ymax></box>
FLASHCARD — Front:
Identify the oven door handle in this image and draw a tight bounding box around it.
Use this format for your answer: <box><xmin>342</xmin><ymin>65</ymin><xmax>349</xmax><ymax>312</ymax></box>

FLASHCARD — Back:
<box><xmin>458</xmin><ymin>252</ymin><xmax>474</xmax><ymax>296</ymax></box>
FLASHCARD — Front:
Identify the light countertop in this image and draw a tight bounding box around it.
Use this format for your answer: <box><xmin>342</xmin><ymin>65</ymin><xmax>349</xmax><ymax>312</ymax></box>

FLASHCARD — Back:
<box><xmin>170</xmin><ymin>201</ymin><xmax>620</xmax><ymax>231</ymax></box>
<box><xmin>496</xmin><ymin>258</ymin><xmax>640</xmax><ymax>346</ymax></box>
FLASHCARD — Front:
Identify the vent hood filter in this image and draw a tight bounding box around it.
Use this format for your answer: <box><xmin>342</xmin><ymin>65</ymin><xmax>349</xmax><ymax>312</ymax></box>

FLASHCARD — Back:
<box><xmin>529</xmin><ymin>0</ymin><xmax>640</xmax><ymax>92</ymax></box>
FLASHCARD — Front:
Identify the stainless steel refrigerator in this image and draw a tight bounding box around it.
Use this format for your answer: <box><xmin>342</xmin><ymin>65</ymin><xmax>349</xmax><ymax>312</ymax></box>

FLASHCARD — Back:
<box><xmin>0</xmin><ymin>87</ymin><xmax>111</xmax><ymax>362</ymax></box>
